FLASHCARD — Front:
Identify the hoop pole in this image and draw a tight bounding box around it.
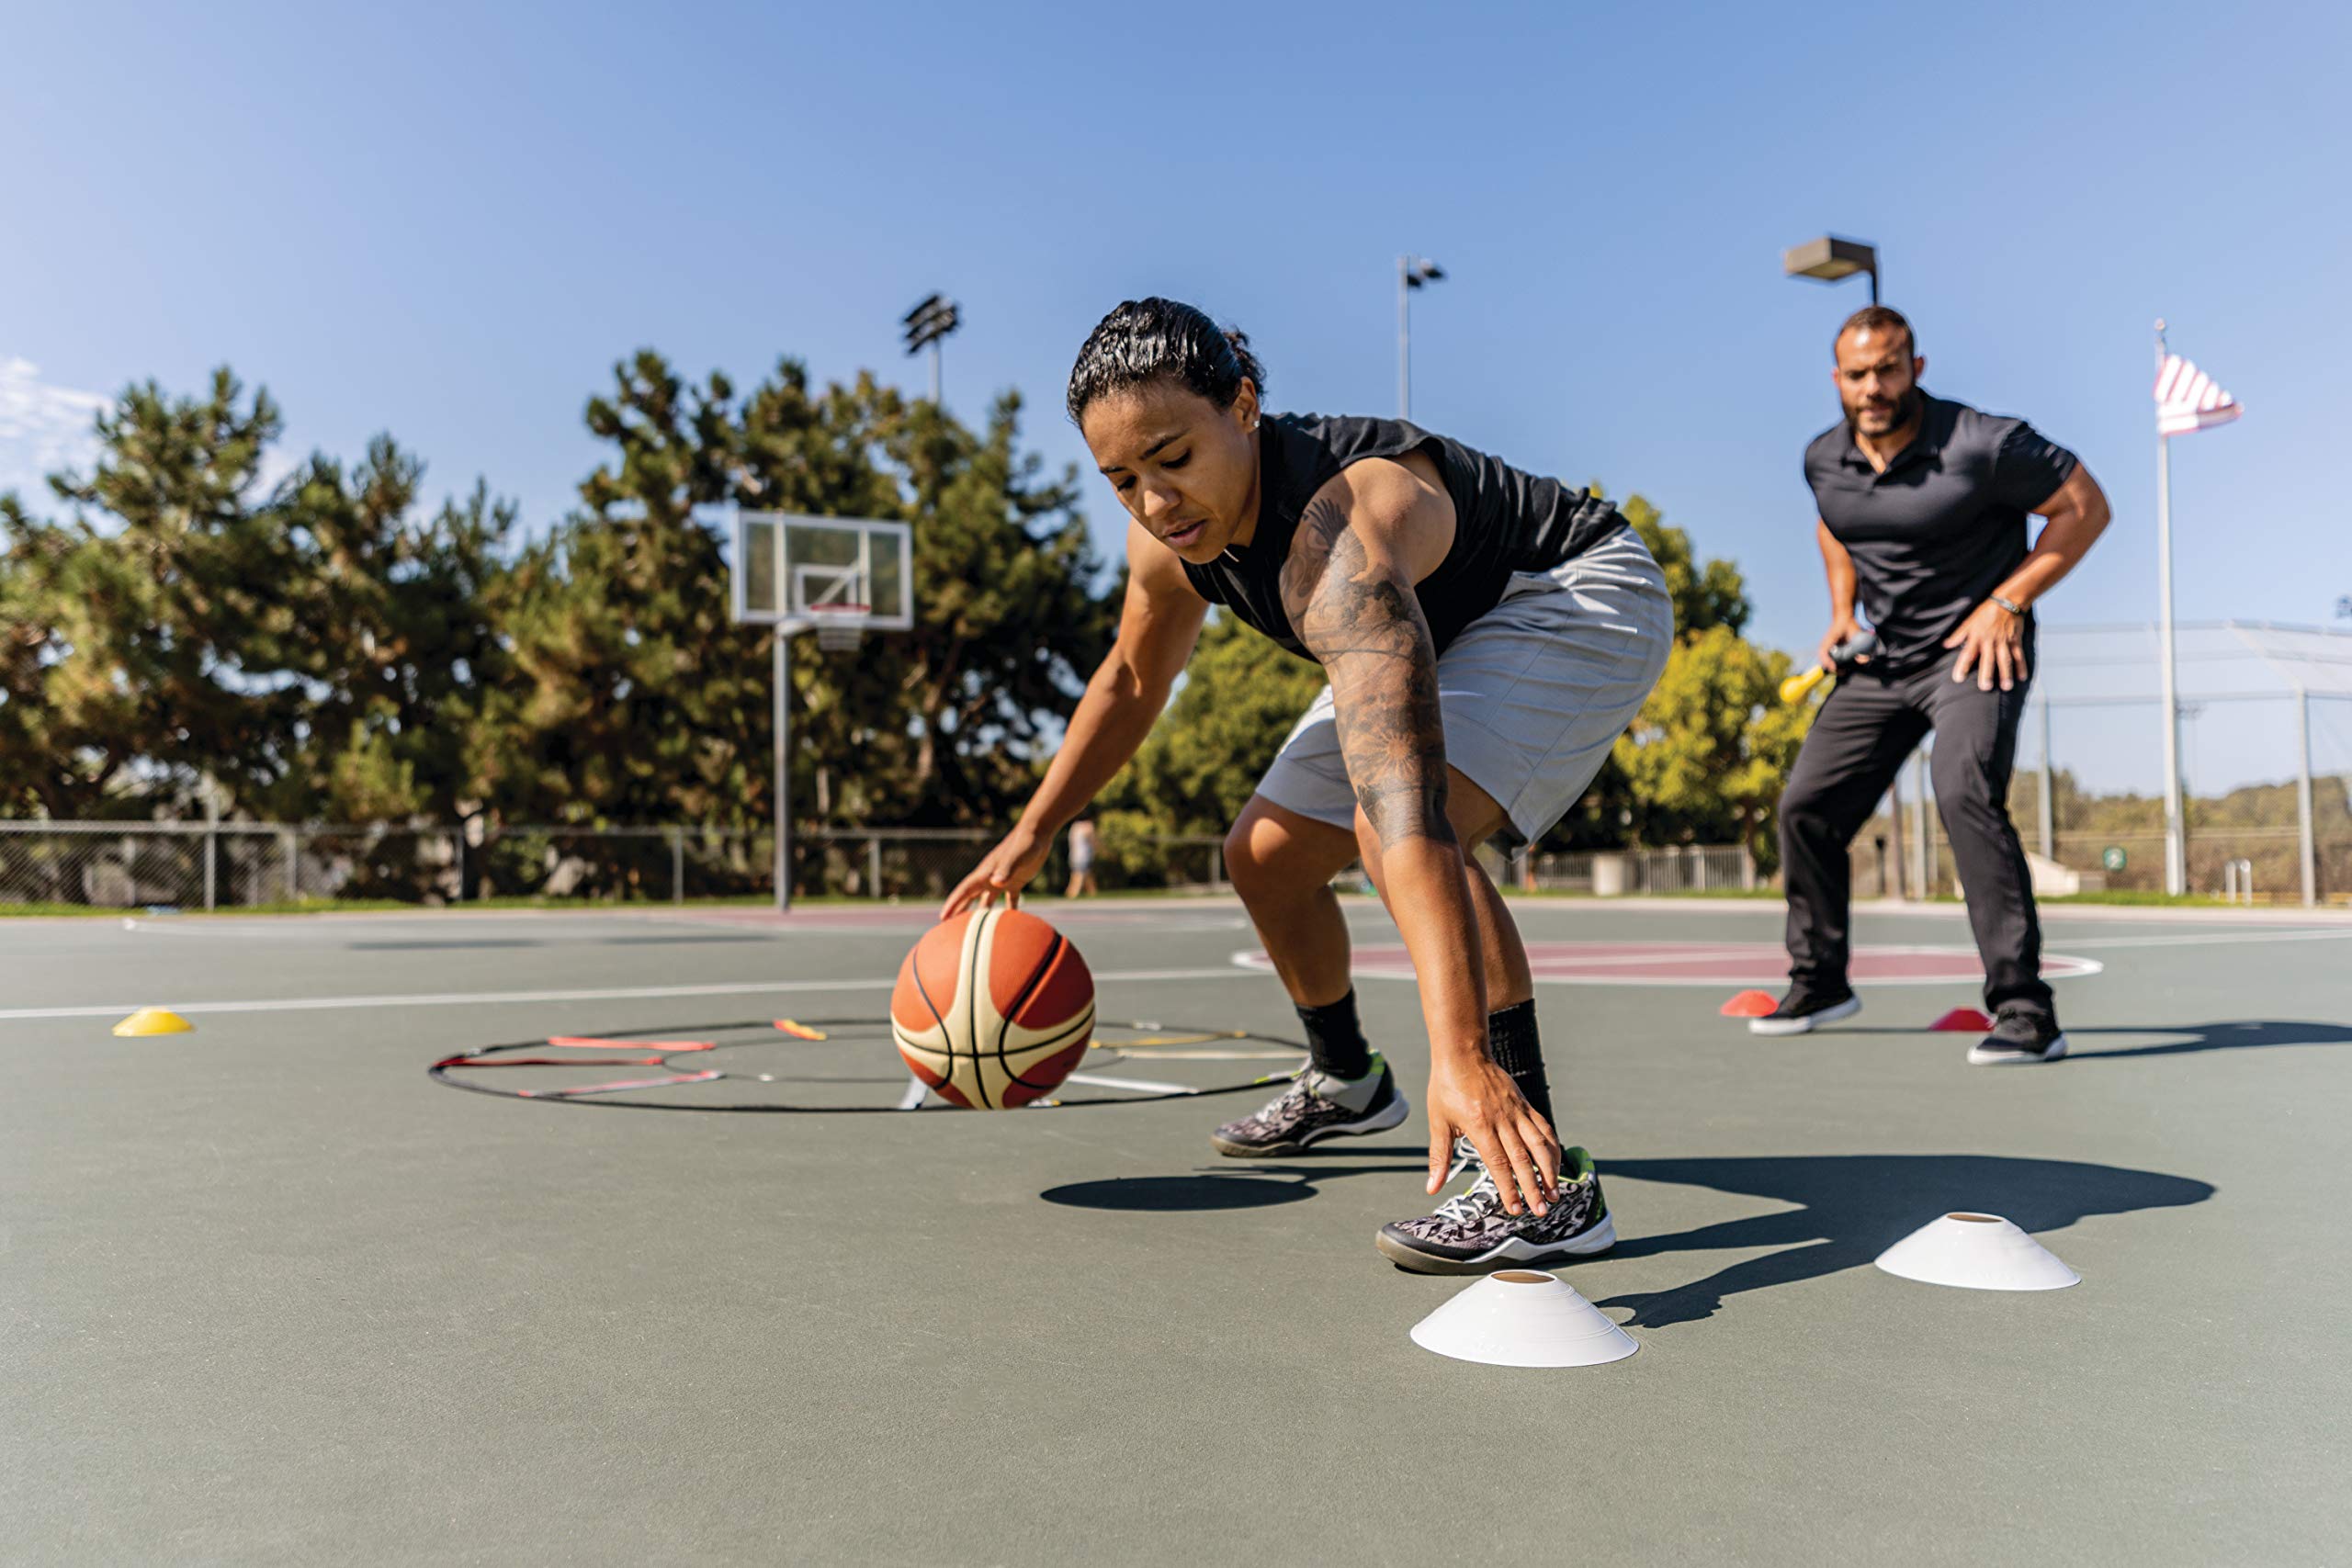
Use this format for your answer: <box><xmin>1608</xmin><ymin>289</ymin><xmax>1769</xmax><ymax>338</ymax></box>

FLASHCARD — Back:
<box><xmin>775</xmin><ymin>632</ymin><xmax>791</xmax><ymax>914</ymax></box>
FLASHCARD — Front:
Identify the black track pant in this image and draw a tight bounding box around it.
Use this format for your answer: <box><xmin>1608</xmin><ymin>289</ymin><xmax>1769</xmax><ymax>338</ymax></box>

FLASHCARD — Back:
<box><xmin>1777</xmin><ymin>646</ymin><xmax>2054</xmax><ymax>1021</ymax></box>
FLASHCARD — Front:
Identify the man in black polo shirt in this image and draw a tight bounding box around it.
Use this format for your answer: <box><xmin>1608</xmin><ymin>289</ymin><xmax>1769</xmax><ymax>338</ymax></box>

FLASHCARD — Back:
<box><xmin>1755</xmin><ymin>306</ymin><xmax>2113</xmax><ymax>1064</ymax></box>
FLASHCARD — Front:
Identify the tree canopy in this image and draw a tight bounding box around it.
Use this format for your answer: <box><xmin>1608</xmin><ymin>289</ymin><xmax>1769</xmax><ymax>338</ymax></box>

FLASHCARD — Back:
<box><xmin>1</xmin><ymin>360</ymin><xmax>1813</xmax><ymax>876</ymax></box>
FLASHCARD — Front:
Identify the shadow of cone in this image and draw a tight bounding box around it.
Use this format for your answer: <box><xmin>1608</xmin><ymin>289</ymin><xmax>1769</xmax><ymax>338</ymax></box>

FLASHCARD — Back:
<box><xmin>1931</xmin><ymin>1008</ymin><xmax>1994</xmax><ymax>1032</ymax></box>
<box><xmin>113</xmin><ymin>1008</ymin><xmax>194</xmax><ymax>1037</ymax></box>
<box><xmin>1721</xmin><ymin>989</ymin><xmax>1779</xmax><ymax>1018</ymax></box>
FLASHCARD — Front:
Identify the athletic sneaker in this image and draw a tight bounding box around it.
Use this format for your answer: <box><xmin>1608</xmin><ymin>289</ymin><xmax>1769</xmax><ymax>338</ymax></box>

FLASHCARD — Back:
<box><xmin>1374</xmin><ymin>1145</ymin><xmax>1617</xmax><ymax>1274</ymax></box>
<box><xmin>1968</xmin><ymin>1009</ymin><xmax>2069</xmax><ymax>1066</ymax></box>
<box><xmin>1748</xmin><ymin>987</ymin><xmax>1862</xmax><ymax>1036</ymax></box>
<box><xmin>1209</xmin><ymin>1055</ymin><xmax>1409</xmax><ymax>1156</ymax></box>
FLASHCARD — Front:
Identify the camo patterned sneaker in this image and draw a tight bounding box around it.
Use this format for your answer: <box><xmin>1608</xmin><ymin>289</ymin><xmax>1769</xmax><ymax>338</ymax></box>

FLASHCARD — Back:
<box><xmin>1208</xmin><ymin>1055</ymin><xmax>1408</xmax><ymax>1157</ymax></box>
<box><xmin>1374</xmin><ymin>1145</ymin><xmax>1617</xmax><ymax>1275</ymax></box>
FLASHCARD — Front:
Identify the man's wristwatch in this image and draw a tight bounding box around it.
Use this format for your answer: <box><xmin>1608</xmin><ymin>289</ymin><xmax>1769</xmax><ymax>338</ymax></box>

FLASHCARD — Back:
<box><xmin>1990</xmin><ymin>594</ymin><xmax>2027</xmax><ymax>618</ymax></box>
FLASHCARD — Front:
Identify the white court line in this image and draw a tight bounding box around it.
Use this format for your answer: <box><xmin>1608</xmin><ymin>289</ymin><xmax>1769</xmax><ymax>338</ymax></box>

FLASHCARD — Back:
<box><xmin>1226</xmin><ymin>950</ymin><xmax>2106</xmax><ymax>987</ymax></box>
<box><xmin>0</xmin><ymin>966</ymin><xmax>1253</xmax><ymax>1024</ymax></box>
<box><xmin>1062</xmin><ymin>1072</ymin><xmax>1195</xmax><ymax>1095</ymax></box>
<box><xmin>2059</xmin><ymin>928</ymin><xmax>2352</xmax><ymax>950</ymax></box>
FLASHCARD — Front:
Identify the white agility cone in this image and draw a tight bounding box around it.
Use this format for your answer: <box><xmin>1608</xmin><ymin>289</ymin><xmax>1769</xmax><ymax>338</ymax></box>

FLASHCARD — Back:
<box><xmin>1874</xmin><ymin>1213</ymin><xmax>2079</xmax><ymax>1292</ymax></box>
<box><xmin>1409</xmin><ymin>1270</ymin><xmax>1639</xmax><ymax>1368</ymax></box>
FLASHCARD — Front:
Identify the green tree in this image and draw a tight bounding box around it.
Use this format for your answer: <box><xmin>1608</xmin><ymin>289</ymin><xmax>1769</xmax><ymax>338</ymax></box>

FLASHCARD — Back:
<box><xmin>1622</xmin><ymin>492</ymin><xmax>1747</xmax><ymax>637</ymax></box>
<box><xmin>1091</xmin><ymin>609</ymin><xmax>1326</xmax><ymax>869</ymax></box>
<box><xmin>269</xmin><ymin>450</ymin><xmax>515</xmax><ymax>826</ymax></box>
<box><xmin>4</xmin><ymin>372</ymin><xmax>293</xmax><ymax>817</ymax></box>
<box><xmin>1543</xmin><ymin>489</ymin><xmax>1758</xmax><ymax>851</ymax></box>
<box><xmin>1611</xmin><ymin>624</ymin><xmax>1809</xmax><ymax>867</ymax></box>
<box><xmin>484</xmin><ymin>353</ymin><xmax>1114</xmax><ymax>852</ymax></box>
<box><xmin>1</xmin><ymin>370</ymin><xmax>514</xmax><ymax>844</ymax></box>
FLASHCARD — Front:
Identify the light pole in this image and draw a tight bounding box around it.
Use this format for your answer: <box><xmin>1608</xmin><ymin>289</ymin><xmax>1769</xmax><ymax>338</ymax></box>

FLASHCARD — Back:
<box><xmin>902</xmin><ymin>294</ymin><xmax>961</xmax><ymax>403</ymax></box>
<box><xmin>1782</xmin><ymin>235</ymin><xmax>1880</xmax><ymax>305</ymax></box>
<box><xmin>1397</xmin><ymin>255</ymin><xmax>1443</xmax><ymax>420</ymax></box>
<box><xmin>1782</xmin><ymin>234</ymin><xmax>1897</xmax><ymax>887</ymax></box>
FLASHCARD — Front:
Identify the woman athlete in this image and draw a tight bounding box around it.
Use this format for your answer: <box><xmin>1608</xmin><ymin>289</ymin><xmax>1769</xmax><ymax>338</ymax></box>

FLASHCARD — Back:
<box><xmin>943</xmin><ymin>299</ymin><xmax>1672</xmax><ymax>1272</ymax></box>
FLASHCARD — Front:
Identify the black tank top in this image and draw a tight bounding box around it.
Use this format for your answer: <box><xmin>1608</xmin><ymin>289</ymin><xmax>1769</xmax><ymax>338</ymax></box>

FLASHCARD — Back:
<box><xmin>1180</xmin><ymin>412</ymin><xmax>1624</xmax><ymax>660</ymax></box>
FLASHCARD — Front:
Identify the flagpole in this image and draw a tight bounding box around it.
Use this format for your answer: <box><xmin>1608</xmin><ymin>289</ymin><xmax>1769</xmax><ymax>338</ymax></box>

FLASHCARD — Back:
<box><xmin>2154</xmin><ymin>320</ymin><xmax>2187</xmax><ymax>897</ymax></box>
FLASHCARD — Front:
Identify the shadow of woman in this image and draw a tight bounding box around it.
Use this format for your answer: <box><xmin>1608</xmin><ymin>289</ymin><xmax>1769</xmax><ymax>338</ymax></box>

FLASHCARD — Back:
<box><xmin>1593</xmin><ymin>1154</ymin><xmax>2213</xmax><ymax>1329</ymax></box>
<box><xmin>2061</xmin><ymin>1020</ymin><xmax>2352</xmax><ymax>1062</ymax></box>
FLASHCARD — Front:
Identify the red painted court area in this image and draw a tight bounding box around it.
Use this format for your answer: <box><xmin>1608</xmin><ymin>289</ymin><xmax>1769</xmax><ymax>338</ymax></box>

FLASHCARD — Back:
<box><xmin>1236</xmin><ymin>940</ymin><xmax>2101</xmax><ymax>987</ymax></box>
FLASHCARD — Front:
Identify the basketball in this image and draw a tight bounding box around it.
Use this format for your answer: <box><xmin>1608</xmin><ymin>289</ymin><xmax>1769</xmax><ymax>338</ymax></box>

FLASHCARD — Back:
<box><xmin>890</xmin><ymin>906</ymin><xmax>1095</xmax><ymax>1108</ymax></box>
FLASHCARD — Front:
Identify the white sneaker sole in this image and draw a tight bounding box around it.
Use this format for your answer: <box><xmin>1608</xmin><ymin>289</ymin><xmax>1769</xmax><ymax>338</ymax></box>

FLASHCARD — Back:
<box><xmin>1209</xmin><ymin>1089</ymin><xmax>1410</xmax><ymax>1157</ymax></box>
<box><xmin>1748</xmin><ymin>995</ymin><xmax>1862</xmax><ymax>1036</ymax></box>
<box><xmin>1968</xmin><ymin>1033</ymin><xmax>2069</xmax><ymax>1066</ymax></box>
<box><xmin>1375</xmin><ymin>1212</ymin><xmax>1619</xmax><ymax>1276</ymax></box>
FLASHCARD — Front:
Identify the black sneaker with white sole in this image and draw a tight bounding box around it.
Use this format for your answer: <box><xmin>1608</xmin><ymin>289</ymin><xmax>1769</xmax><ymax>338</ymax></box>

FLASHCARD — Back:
<box><xmin>1208</xmin><ymin>1055</ymin><xmax>1409</xmax><ymax>1156</ymax></box>
<box><xmin>1748</xmin><ymin>988</ymin><xmax>1862</xmax><ymax>1037</ymax></box>
<box><xmin>1967</xmin><ymin>1009</ymin><xmax>2068</xmax><ymax>1066</ymax></box>
<box><xmin>1374</xmin><ymin>1145</ymin><xmax>1616</xmax><ymax>1274</ymax></box>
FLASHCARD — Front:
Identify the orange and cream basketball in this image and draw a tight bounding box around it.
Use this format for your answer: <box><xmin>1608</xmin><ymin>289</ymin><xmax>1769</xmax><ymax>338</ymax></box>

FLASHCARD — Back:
<box><xmin>890</xmin><ymin>907</ymin><xmax>1095</xmax><ymax>1108</ymax></box>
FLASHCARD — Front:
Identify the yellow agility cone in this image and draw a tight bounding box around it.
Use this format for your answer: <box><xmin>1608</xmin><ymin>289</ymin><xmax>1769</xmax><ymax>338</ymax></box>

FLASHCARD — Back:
<box><xmin>113</xmin><ymin>1008</ymin><xmax>194</xmax><ymax>1037</ymax></box>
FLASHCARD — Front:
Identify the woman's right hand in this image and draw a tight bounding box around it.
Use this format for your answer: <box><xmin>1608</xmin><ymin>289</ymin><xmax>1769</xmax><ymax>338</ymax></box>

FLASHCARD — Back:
<box><xmin>1817</xmin><ymin>614</ymin><xmax>1864</xmax><ymax>672</ymax></box>
<box><xmin>939</xmin><ymin>826</ymin><xmax>1055</xmax><ymax>920</ymax></box>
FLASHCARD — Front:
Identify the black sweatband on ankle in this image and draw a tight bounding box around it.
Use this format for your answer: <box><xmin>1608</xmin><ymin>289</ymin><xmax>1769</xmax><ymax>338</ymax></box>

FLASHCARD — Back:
<box><xmin>1295</xmin><ymin>990</ymin><xmax>1372</xmax><ymax>1080</ymax></box>
<box><xmin>1487</xmin><ymin>998</ymin><xmax>1554</xmax><ymax>1127</ymax></box>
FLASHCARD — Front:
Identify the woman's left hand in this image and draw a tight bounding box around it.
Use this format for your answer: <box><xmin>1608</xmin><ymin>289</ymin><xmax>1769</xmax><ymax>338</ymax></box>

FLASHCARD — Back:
<box><xmin>1945</xmin><ymin>599</ymin><xmax>2029</xmax><ymax>692</ymax></box>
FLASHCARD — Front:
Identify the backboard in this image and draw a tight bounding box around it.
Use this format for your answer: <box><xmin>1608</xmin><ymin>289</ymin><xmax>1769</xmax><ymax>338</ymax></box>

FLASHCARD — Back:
<box><xmin>718</xmin><ymin>508</ymin><xmax>914</xmax><ymax>634</ymax></box>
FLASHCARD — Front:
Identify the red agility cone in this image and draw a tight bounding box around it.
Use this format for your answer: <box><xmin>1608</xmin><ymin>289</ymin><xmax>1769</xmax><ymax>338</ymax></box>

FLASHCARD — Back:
<box><xmin>1930</xmin><ymin>1007</ymin><xmax>1994</xmax><ymax>1032</ymax></box>
<box><xmin>1721</xmin><ymin>989</ymin><xmax>1779</xmax><ymax>1018</ymax></box>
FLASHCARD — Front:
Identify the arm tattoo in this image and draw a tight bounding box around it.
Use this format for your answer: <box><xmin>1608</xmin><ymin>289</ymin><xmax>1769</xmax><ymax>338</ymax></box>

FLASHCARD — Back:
<box><xmin>1281</xmin><ymin>494</ymin><xmax>1453</xmax><ymax>849</ymax></box>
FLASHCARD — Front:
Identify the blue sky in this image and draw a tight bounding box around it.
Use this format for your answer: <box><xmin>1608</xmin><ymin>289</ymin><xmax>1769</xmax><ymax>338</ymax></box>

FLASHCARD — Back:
<box><xmin>5</xmin><ymin>0</ymin><xmax>2346</xmax><ymax>789</ymax></box>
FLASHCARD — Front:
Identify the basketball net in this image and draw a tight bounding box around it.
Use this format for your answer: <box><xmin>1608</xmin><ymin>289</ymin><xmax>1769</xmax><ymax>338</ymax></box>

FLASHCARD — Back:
<box><xmin>808</xmin><ymin>604</ymin><xmax>869</xmax><ymax>653</ymax></box>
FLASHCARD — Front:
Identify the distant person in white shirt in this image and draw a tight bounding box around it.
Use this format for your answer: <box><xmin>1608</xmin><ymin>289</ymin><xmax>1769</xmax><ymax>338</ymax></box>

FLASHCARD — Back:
<box><xmin>1065</xmin><ymin>818</ymin><xmax>1099</xmax><ymax>898</ymax></box>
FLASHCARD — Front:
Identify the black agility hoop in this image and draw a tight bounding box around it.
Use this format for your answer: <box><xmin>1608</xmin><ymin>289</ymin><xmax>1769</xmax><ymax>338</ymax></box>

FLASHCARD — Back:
<box><xmin>427</xmin><ymin>1016</ymin><xmax>1307</xmax><ymax>1114</ymax></box>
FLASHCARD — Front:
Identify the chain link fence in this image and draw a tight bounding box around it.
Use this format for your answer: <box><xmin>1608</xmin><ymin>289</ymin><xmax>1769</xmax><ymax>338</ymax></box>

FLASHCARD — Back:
<box><xmin>1826</xmin><ymin>623</ymin><xmax>2352</xmax><ymax>907</ymax></box>
<box><xmin>0</xmin><ymin>823</ymin><xmax>1231</xmax><ymax>911</ymax></box>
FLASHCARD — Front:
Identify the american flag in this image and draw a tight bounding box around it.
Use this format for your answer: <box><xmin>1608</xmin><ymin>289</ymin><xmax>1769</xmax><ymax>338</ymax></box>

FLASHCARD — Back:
<box><xmin>2154</xmin><ymin>353</ymin><xmax>2243</xmax><ymax>437</ymax></box>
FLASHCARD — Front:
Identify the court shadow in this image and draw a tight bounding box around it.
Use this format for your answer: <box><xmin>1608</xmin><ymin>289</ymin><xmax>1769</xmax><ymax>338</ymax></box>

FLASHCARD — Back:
<box><xmin>1594</xmin><ymin>1153</ymin><xmax>2213</xmax><ymax>1329</ymax></box>
<box><xmin>2061</xmin><ymin>1021</ymin><xmax>2352</xmax><ymax>1062</ymax></box>
<box><xmin>1040</xmin><ymin>1158</ymin><xmax>1419</xmax><ymax>1213</ymax></box>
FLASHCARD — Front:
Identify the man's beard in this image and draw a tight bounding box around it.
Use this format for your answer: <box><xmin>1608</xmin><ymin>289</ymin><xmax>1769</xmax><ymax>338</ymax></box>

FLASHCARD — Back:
<box><xmin>1852</xmin><ymin>386</ymin><xmax>1922</xmax><ymax>434</ymax></box>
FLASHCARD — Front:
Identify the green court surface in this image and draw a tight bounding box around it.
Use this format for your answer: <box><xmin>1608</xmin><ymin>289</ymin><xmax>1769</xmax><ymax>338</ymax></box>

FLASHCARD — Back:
<box><xmin>6</xmin><ymin>897</ymin><xmax>2348</xmax><ymax>1565</ymax></box>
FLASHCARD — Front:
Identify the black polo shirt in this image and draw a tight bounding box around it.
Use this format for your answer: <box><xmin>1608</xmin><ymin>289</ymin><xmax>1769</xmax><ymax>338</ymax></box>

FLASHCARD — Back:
<box><xmin>1804</xmin><ymin>392</ymin><xmax>2077</xmax><ymax>673</ymax></box>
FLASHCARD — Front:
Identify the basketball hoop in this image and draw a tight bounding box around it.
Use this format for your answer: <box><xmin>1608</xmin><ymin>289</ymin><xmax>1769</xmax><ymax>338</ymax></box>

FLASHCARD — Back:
<box><xmin>709</xmin><ymin>505</ymin><xmax>913</xmax><ymax>915</ymax></box>
<box><xmin>808</xmin><ymin>604</ymin><xmax>869</xmax><ymax>652</ymax></box>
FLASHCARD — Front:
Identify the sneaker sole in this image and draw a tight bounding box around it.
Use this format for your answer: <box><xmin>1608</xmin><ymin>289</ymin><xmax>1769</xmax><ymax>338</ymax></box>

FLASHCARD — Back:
<box><xmin>1208</xmin><ymin>1090</ymin><xmax>1410</xmax><ymax>1158</ymax></box>
<box><xmin>1968</xmin><ymin>1032</ymin><xmax>2070</xmax><ymax>1066</ymax></box>
<box><xmin>1748</xmin><ymin>995</ymin><xmax>1862</xmax><ymax>1036</ymax></box>
<box><xmin>1374</xmin><ymin>1213</ymin><xmax>1619</xmax><ymax>1276</ymax></box>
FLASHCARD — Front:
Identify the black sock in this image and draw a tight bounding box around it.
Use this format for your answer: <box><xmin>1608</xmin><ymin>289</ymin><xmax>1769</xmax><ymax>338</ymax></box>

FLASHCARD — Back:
<box><xmin>1486</xmin><ymin>999</ymin><xmax>1555</xmax><ymax>1129</ymax></box>
<box><xmin>1295</xmin><ymin>990</ymin><xmax>1372</xmax><ymax>1080</ymax></box>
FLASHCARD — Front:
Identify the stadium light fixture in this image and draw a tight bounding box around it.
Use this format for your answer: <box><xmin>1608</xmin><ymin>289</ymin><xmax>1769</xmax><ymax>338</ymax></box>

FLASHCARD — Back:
<box><xmin>901</xmin><ymin>294</ymin><xmax>962</xmax><ymax>403</ymax></box>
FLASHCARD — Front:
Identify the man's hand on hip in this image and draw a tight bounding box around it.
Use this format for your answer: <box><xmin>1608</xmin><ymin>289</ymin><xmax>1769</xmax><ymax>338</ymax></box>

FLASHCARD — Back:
<box><xmin>1945</xmin><ymin>599</ymin><xmax>2030</xmax><ymax>692</ymax></box>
